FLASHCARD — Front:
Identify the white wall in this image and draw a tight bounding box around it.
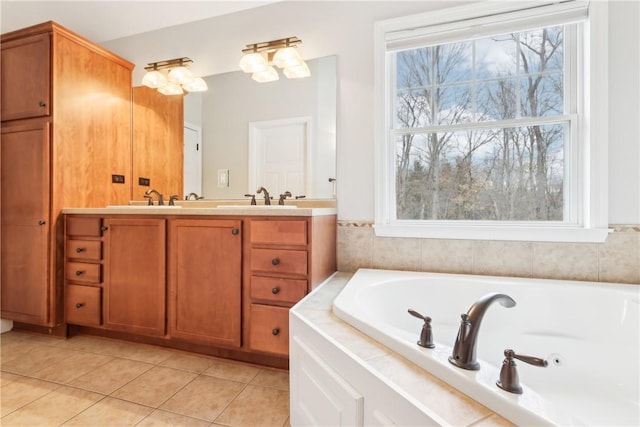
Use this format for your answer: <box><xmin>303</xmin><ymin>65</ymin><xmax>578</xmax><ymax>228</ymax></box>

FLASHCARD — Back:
<box><xmin>102</xmin><ymin>0</ymin><xmax>640</xmax><ymax>224</ymax></box>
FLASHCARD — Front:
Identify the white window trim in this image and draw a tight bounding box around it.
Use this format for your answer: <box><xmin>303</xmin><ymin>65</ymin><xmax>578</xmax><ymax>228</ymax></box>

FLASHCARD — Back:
<box><xmin>374</xmin><ymin>0</ymin><xmax>610</xmax><ymax>243</ymax></box>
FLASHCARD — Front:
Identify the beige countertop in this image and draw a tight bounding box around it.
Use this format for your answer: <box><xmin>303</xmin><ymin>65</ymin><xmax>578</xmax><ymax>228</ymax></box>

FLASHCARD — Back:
<box><xmin>62</xmin><ymin>199</ymin><xmax>337</xmax><ymax>217</ymax></box>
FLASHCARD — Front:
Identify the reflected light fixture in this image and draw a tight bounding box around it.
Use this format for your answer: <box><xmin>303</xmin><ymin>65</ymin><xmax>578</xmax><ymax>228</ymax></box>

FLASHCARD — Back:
<box><xmin>239</xmin><ymin>37</ymin><xmax>311</xmax><ymax>83</ymax></box>
<box><xmin>141</xmin><ymin>57</ymin><xmax>208</xmax><ymax>95</ymax></box>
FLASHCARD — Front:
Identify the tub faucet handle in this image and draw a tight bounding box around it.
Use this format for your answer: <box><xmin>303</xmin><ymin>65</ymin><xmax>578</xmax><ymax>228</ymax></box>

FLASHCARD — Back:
<box><xmin>496</xmin><ymin>349</ymin><xmax>548</xmax><ymax>394</ymax></box>
<box><xmin>408</xmin><ymin>309</ymin><xmax>435</xmax><ymax>349</ymax></box>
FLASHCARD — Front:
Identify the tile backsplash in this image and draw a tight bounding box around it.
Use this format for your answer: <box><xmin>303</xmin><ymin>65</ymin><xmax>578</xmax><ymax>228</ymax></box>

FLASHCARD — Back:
<box><xmin>337</xmin><ymin>222</ymin><xmax>640</xmax><ymax>284</ymax></box>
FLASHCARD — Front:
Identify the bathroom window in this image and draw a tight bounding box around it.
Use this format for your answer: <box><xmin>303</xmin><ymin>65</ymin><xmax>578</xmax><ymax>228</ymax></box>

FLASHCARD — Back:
<box><xmin>374</xmin><ymin>0</ymin><xmax>610</xmax><ymax>242</ymax></box>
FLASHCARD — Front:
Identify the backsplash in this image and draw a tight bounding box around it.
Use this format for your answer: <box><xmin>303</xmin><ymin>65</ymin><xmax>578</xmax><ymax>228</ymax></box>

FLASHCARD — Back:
<box><xmin>337</xmin><ymin>222</ymin><xmax>640</xmax><ymax>284</ymax></box>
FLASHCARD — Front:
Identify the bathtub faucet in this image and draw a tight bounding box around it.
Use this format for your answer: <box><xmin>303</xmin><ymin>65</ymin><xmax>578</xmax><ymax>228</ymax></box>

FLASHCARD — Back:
<box><xmin>449</xmin><ymin>293</ymin><xmax>516</xmax><ymax>370</ymax></box>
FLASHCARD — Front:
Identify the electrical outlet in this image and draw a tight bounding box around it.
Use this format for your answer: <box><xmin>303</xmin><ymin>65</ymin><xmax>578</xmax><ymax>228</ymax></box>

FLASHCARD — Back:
<box><xmin>111</xmin><ymin>174</ymin><xmax>125</xmax><ymax>184</ymax></box>
<box><xmin>138</xmin><ymin>177</ymin><xmax>150</xmax><ymax>186</ymax></box>
<box><xmin>217</xmin><ymin>169</ymin><xmax>229</xmax><ymax>187</ymax></box>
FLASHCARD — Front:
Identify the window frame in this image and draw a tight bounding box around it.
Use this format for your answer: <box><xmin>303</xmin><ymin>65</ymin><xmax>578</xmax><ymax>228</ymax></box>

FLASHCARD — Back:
<box><xmin>374</xmin><ymin>0</ymin><xmax>610</xmax><ymax>243</ymax></box>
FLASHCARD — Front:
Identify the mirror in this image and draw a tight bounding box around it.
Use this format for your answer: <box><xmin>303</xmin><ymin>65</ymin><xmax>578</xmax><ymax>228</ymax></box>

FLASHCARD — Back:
<box><xmin>183</xmin><ymin>55</ymin><xmax>337</xmax><ymax>200</ymax></box>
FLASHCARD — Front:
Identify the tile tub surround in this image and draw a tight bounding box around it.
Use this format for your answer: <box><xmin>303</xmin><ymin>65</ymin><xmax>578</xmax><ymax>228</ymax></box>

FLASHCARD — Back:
<box><xmin>0</xmin><ymin>331</ymin><xmax>290</xmax><ymax>426</ymax></box>
<box><xmin>337</xmin><ymin>222</ymin><xmax>640</xmax><ymax>284</ymax></box>
<box><xmin>291</xmin><ymin>272</ymin><xmax>513</xmax><ymax>426</ymax></box>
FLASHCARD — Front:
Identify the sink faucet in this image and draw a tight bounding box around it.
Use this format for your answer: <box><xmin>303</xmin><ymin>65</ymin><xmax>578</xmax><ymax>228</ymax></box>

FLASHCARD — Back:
<box><xmin>144</xmin><ymin>189</ymin><xmax>164</xmax><ymax>205</ymax></box>
<box><xmin>256</xmin><ymin>186</ymin><xmax>271</xmax><ymax>205</ymax></box>
<box><xmin>449</xmin><ymin>293</ymin><xmax>516</xmax><ymax>370</ymax></box>
<box><xmin>278</xmin><ymin>191</ymin><xmax>292</xmax><ymax>205</ymax></box>
<box><xmin>185</xmin><ymin>192</ymin><xmax>203</xmax><ymax>200</ymax></box>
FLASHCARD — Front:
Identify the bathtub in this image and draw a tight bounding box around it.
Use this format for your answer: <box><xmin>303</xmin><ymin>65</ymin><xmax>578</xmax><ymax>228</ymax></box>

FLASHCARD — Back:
<box><xmin>332</xmin><ymin>269</ymin><xmax>640</xmax><ymax>426</ymax></box>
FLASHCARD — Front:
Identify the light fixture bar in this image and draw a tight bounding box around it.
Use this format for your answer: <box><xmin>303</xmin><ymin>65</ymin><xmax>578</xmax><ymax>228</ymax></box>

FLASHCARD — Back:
<box><xmin>241</xmin><ymin>37</ymin><xmax>302</xmax><ymax>54</ymax></box>
<box><xmin>144</xmin><ymin>57</ymin><xmax>193</xmax><ymax>72</ymax></box>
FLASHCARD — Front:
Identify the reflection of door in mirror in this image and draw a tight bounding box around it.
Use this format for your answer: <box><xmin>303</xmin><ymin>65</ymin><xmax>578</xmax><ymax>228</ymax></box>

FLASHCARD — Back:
<box><xmin>183</xmin><ymin>123</ymin><xmax>202</xmax><ymax>197</ymax></box>
<box><xmin>249</xmin><ymin>117</ymin><xmax>310</xmax><ymax>198</ymax></box>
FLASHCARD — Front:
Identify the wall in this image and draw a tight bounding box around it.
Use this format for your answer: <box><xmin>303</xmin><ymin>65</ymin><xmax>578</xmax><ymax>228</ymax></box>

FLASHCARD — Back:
<box><xmin>102</xmin><ymin>1</ymin><xmax>640</xmax><ymax>284</ymax></box>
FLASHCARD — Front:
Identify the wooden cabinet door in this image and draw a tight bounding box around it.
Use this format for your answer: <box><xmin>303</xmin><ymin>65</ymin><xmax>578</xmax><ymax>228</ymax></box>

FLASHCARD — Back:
<box><xmin>1</xmin><ymin>33</ymin><xmax>51</xmax><ymax>121</ymax></box>
<box><xmin>168</xmin><ymin>219</ymin><xmax>242</xmax><ymax>347</ymax></box>
<box><xmin>102</xmin><ymin>218</ymin><xmax>166</xmax><ymax>336</ymax></box>
<box><xmin>0</xmin><ymin>119</ymin><xmax>51</xmax><ymax>324</ymax></box>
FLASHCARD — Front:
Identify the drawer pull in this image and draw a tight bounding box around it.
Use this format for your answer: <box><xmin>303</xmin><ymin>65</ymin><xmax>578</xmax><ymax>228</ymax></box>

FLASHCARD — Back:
<box><xmin>39</xmin><ymin>101</ymin><xmax>46</xmax><ymax>107</ymax></box>
<box><xmin>75</xmin><ymin>302</ymin><xmax>85</xmax><ymax>309</ymax></box>
<box><xmin>272</xmin><ymin>328</ymin><xmax>280</xmax><ymax>336</ymax></box>
<box><xmin>76</xmin><ymin>247</ymin><xmax>85</xmax><ymax>253</ymax></box>
<box><xmin>271</xmin><ymin>258</ymin><xmax>280</xmax><ymax>266</ymax></box>
<box><xmin>38</xmin><ymin>220</ymin><xmax>46</xmax><ymax>226</ymax></box>
<box><xmin>231</xmin><ymin>228</ymin><xmax>239</xmax><ymax>235</ymax></box>
<box><xmin>75</xmin><ymin>270</ymin><xmax>84</xmax><ymax>276</ymax></box>
<box><xmin>271</xmin><ymin>287</ymin><xmax>280</xmax><ymax>294</ymax></box>
<box><xmin>100</xmin><ymin>226</ymin><xmax>108</xmax><ymax>232</ymax></box>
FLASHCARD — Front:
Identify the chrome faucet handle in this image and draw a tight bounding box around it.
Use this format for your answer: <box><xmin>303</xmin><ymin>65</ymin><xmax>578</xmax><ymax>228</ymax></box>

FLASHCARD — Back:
<box><xmin>244</xmin><ymin>194</ymin><xmax>257</xmax><ymax>205</ymax></box>
<box><xmin>294</xmin><ymin>195</ymin><xmax>306</xmax><ymax>199</ymax></box>
<box><xmin>408</xmin><ymin>309</ymin><xmax>435</xmax><ymax>349</ymax></box>
<box><xmin>496</xmin><ymin>349</ymin><xmax>548</xmax><ymax>394</ymax></box>
<box><xmin>144</xmin><ymin>194</ymin><xmax>154</xmax><ymax>205</ymax></box>
<box><xmin>169</xmin><ymin>195</ymin><xmax>179</xmax><ymax>206</ymax></box>
<box><xmin>256</xmin><ymin>187</ymin><xmax>271</xmax><ymax>205</ymax></box>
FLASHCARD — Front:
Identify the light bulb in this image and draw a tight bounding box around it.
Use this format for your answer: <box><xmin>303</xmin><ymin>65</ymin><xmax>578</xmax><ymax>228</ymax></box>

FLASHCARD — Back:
<box><xmin>273</xmin><ymin>47</ymin><xmax>303</xmax><ymax>68</ymax></box>
<box><xmin>141</xmin><ymin>70</ymin><xmax>167</xmax><ymax>89</ymax></box>
<box><xmin>283</xmin><ymin>62</ymin><xmax>311</xmax><ymax>79</ymax></box>
<box><xmin>251</xmin><ymin>66</ymin><xmax>279</xmax><ymax>83</ymax></box>
<box><xmin>182</xmin><ymin>77</ymin><xmax>208</xmax><ymax>92</ymax></box>
<box><xmin>157</xmin><ymin>83</ymin><xmax>184</xmax><ymax>95</ymax></box>
<box><xmin>239</xmin><ymin>52</ymin><xmax>268</xmax><ymax>73</ymax></box>
<box><xmin>167</xmin><ymin>66</ymin><xmax>194</xmax><ymax>85</ymax></box>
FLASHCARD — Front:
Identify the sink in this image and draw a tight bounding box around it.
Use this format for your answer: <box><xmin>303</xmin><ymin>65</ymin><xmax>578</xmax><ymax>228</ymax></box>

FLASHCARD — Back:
<box><xmin>216</xmin><ymin>205</ymin><xmax>297</xmax><ymax>209</ymax></box>
<box><xmin>106</xmin><ymin>205</ymin><xmax>182</xmax><ymax>209</ymax></box>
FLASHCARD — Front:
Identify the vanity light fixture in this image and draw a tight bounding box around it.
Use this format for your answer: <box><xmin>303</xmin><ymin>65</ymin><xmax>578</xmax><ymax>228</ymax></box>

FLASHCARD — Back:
<box><xmin>141</xmin><ymin>57</ymin><xmax>208</xmax><ymax>95</ymax></box>
<box><xmin>239</xmin><ymin>36</ymin><xmax>311</xmax><ymax>83</ymax></box>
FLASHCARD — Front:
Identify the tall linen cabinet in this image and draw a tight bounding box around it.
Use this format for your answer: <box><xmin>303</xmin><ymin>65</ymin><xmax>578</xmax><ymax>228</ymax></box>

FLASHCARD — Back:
<box><xmin>1</xmin><ymin>22</ymin><xmax>134</xmax><ymax>327</ymax></box>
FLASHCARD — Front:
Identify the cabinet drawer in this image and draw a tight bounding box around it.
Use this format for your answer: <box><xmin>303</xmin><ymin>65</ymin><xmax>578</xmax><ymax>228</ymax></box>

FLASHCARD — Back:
<box><xmin>67</xmin><ymin>217</ymin><xmax>103</xmax><ymax>237</ymax></box>
<box><xmin>250</xmin><ymin>220</ymin><xmax>307</xmax><ymax>246</ymax></box>
<box><xmin>249</xmin><ymin>304</ymin><xmax>290</xmax><ymax>356</ymax></box>
<box><xmin>65</xmin><ymin>285</ymin><xmax>101</xmax><ymax>326</ymax></box>
<box><xmin>250</xmin><ymin>248</ymin><xmax>307</xmax><ymax>276</ymax></box>
<box><xmin>66</xmin><ymin>262</ymin><xmax>101</xmax><ymax>284</ymax></box>
<box><xmin>66</xmin><ymin>240</ymin><xmax>101</xmax><ymax>261</ymax></box>
<box><xmin>251</xmin><ymin>276</ymin><xmax>307</xmax><ymax>304</ymax></box>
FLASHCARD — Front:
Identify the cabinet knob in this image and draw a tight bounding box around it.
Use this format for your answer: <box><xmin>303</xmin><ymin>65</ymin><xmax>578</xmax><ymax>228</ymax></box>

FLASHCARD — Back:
<box><xmin>271</xmin><ymin>287</ymin><xmax>280</xmax><ymax>295</ymax></box>
<box><xmin>38</xmin><ymin>220</ymin><xmax>46</xmax><ymax>225</ymax></box>
<box><xmin>272</xmin><ymin>328</ymin><xmax>280</xmax><ymax>336</ymax></box>
<box><xmin>75</xmin><ymin>270</ymin><xmax>84</xmax><ymax>276</ymax></box>
<box><xmin>39</xmin><ymin>101</ymin><xmax>46</xmax><ymax>107</ymax></box>
<box><xmin>100</xmin><ymin>226</ymin><xmax>108</xmax><ymax>232</ymax></box>
<box><xmin>271</xmin><ymin>258</ymin><xmax>280</xmax><ymax>266</ymax></box>
<box><xmin>76</xmin><ymin>247</ymin><xmax>85</xmax><ymax>253</ymax></box>
<box><xmin>75</xmin><ymin>302</ymin><xmax>85</xmax><ymax>309</ymax></box>
<box><xmin>231</xmin><ymin>228</ymin><xmax>239</xmax><ymax>235</ymax></box>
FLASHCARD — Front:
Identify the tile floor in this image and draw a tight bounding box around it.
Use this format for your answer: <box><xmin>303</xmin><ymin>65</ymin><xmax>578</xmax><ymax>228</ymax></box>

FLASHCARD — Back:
<box><xmin>0</xmin><ymin>331</ymin><xmax>290</xmax><ymax>426</ymax></box>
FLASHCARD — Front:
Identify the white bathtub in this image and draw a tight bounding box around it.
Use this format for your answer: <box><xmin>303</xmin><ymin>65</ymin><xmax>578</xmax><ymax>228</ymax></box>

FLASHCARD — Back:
<box><xmin>332</xmin><ymin>269</ymin><xmax>640</xmax><ymax>426</ymax></box>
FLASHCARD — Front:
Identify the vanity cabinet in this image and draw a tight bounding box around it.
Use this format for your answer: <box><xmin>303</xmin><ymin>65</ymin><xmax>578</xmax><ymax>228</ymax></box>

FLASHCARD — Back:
<box><xmin>102</xmin><ymin>218</ymin><xmax>166</xmax><ymax>337</ymax></box>
<box><xmin>1</xmin><ymin>21</ymin><xmax>134</xmax><ymax>328</ymax></box>
<box><xmin>64</xmin><ymin>216</ymin><xmax>166</xmax><ymax>337</ymax></box>
<box><xmin>167</xmin><ymin>219</ymin><xmax>242</xmax><ymax>347</ymax></box>
<box><xmin>244</xmin><ymin>216</ymin><xmax>337</xmax><ymax>357</ymax></box>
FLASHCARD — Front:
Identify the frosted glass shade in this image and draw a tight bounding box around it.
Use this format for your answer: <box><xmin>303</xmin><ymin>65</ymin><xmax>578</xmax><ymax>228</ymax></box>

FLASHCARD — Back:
<box><xmin>273</xmin><ymin>47</ymin><xmax>303</xmax><ymax>68</ymax></box>
<box><xmin>239</xmin><ymin>53</ymin><xmax>268</xmax><ymax>73</ymax></box>
<box><xmin>182</xmin><ymin>77</ymin><xmax>208</xmax><ymax>92</ymax></box>
<box><xmin>141</xmin><ymin>70</ymin><xmax>167</xmax><ymax>89</ymax></box>
<box><xmin>167</xmin><ymin>66</ymin><xmax>194</xmax><ymax>85</ymax></box>
<box><xmin>283</xmin><ymin>62</ymin><xmax>311</xmax><ymax>79</ymax></box>
<box><xmin>252</xmin><ymin>66</ymin><xmax>279</xmax><ymax>83</ymax></box>
<box><xmin>157</xmin><ymin>83</ymin><xmax>184</xmax><ymax>95</ymax></box>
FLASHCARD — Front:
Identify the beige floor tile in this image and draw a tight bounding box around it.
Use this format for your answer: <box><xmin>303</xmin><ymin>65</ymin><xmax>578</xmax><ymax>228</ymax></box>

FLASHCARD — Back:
<box><xmin>117</xmin><ymin>343</ymin><xmax>177</xmax><ymax>365</ymax></box>
<box><xmin>1</xmin><ymin>371</ymin><xmax>24</xmax><ymax>386</ymax></box>
<box><xmin>68</xmin><ymin>357</ymin><xmax>153</xmax><ymax>395</ymax></box>
<box><xmin>160</xmin><ymin>351</ymin><xmax>215</xmax><ymax>373</ymax></box>
<box><xmin>1</xmin><ymin>345</ymin><xmax>78</xmax><ymax>376</ymax></box>
<box><xmin>0</xmin><ymin>376</ymin><xmax>61</xmax><ymax>416</ymax></box>
<box><xmin>250</xmin><ymin>369</ymin><xmax>289</xmax><ymax>391</ymax></box>
<box><xmin>159</xmin><ymin>375</ymin><xmax>245</xmax><ymax>422</ymax></box>
<box><xmin>201</xmin><ymin>359</ymin><xmax>260</xmax><ymax>383</ymax></box>
<box><xmin>63</xmin><ymin>396</ymin><xmax>153</xmax><ymax>426</ymax></box>
<box><xmin>31</xmin><ymin>351</ymin><xmax>114</xmax><ymax>384</ymax></box>
<box><xmin>1</xmin><ymin>339</ymin><xmax>43</xmax><ymax>366</ymax></box>
<box><xmin>56</xmin><ymin>335</ymin><xmax>134</xmax><ymax>357</ymax></box>
<box><xmin>111</xmin><ymin>366</ymin><xmax>197</xmax><ymax>408</ymax></box>
<box><xmin>0</xmin><ymin>331</ymin><xmax>31</xmax><ymax>346</ymax></box>
<box><xmin>0</xmin><ymin>385</ymin><xmax>103</xmax><ymax>426</ymax></box>
<box><xmin>214</xmin><ymin>385</ymin><xmax>289</xmax><ymax>427</ymax></box>
<box><xmin>137</xmin><ymin>409</ymin><xmax>211</xmax><ymax>426</ymax></box>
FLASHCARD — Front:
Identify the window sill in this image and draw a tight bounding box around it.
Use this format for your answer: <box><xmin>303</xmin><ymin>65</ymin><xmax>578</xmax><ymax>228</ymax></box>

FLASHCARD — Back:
<box><xmin>373</xmin><ymin>223</ymin><xmax>612</xmax><ymax>243</ymax></box>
